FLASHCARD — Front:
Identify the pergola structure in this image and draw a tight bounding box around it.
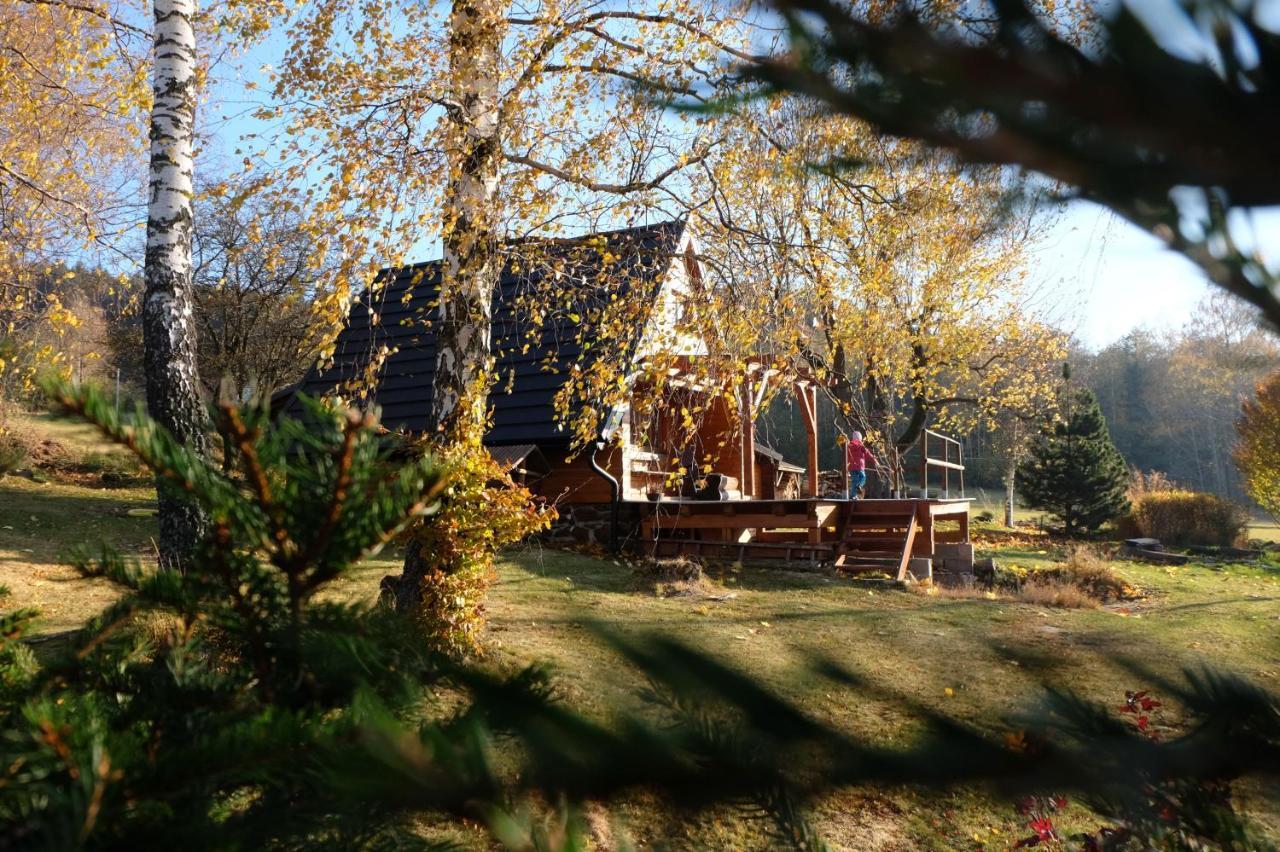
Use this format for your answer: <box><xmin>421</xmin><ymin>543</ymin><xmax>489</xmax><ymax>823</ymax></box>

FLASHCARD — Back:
<box><xmin>732</xmin><ymin>358</ymin><xmax>825</xmax><ymax>500</ymax></box>
<box><xmin>627</xmin><ymin>358</ymin><xmax>974</xmax><ymax>580</ymax></box>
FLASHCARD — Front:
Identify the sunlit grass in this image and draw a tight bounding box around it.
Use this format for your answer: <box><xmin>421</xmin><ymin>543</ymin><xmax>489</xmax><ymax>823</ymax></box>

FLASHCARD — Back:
<box><xmin>3</xmin><ymin>414</ymin><xmax>1278</xmax><ymax>847</ymax></box>
<box><xmin>1251</xmin><ymin>518</ymin><xmax>1280</xmax><ymax>543</ymax></box>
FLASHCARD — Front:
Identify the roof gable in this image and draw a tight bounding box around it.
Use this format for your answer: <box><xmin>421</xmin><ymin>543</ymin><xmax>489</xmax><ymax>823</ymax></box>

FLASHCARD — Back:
<box><xmin>290</xmin><ymin>220</ymin><xmax>689</xmax><ymax>444</ymax></box>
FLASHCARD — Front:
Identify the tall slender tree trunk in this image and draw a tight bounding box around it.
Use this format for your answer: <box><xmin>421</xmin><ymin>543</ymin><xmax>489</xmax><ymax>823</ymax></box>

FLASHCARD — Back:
<box><xmin>384</xmin><ymin>0</ymin><xmax>505</xmax><ymax>613</ymax></box>
<box><xmin>432</xmin><ymin>0</ymin><xmax>504</xmax><ymax>442</ymax></box>
<box><xmin>143</xmin><ymin>0</ymin><xmax>209</xmax><ymax>570</ymax></box>
<box><xmin>1003</xmin><ymin>456</ymin><xmax>1017</xmax><ymax>528</ymax></box>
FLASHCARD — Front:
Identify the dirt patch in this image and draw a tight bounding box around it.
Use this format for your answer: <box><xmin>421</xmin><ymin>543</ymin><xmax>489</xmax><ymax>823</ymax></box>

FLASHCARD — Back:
<box><xmin>0</xmin><ymin>557</ymin><xmax>121</xmax><ymax>636</ymax></box>
<box><xmin>632</xmin><ymin>557</ymin><xmax>719</xmax><ymax>598</ymax></box>
<box><xmin>22</xmin><ymin>437</ymin><xmax>72</xmax><ymax>469</ymax></box>
<box><xmin>813</xmin><ymin>791</ymin><xmax>910</xmax><ymax>851</ymax></box>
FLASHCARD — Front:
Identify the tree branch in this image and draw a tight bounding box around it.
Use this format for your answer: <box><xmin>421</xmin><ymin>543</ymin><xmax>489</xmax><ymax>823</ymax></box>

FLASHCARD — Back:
<box><xmin>504</xmin><ymin>141</ymin><xmax>719</xmax><ymax>195</ymax></box>
<box><xmin>16</xmin><ymin>0</ymin><xmax>147</xmax><ymax>37</ymax></box>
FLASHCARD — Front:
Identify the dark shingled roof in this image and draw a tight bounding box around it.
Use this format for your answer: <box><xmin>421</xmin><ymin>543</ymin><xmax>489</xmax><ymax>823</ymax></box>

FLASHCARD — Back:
<box><xmin>289</xmin><ymin>220</ymin><xmax>686</xmax><ymax>445</ymax></box>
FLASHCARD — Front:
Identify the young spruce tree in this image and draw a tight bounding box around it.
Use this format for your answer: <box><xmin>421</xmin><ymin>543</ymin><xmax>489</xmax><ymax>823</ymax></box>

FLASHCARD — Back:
<box><xmin>1017</xmin><ymin>387</ymin><xmax>1130</xmax><ymax>535</ymax></box>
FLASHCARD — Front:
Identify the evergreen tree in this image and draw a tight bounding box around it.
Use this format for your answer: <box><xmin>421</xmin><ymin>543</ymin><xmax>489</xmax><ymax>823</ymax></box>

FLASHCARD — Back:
<box><xmin>1017</xmin><ymin>387</ymin><xmax>1131</xmax><ymax>535</ymax></box>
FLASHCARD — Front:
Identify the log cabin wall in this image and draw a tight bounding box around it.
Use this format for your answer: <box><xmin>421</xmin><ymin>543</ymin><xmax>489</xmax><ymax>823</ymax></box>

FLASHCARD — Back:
<box><xmin>697</xmin><ymin>392</ymin><xmax>747</xmax><ymax>494</ymax></box>
<box><xmin>532</xmin><ymin>446</ymin><xmax>623</xmax><ymax>505</ymax></box>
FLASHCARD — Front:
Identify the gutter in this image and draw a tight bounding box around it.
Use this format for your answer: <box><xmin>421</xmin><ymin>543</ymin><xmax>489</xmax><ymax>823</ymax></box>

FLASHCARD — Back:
<box><xmin>589</xmin><ymin>441</ymin><xmax>621</xmax><ymax>554</ymax></box>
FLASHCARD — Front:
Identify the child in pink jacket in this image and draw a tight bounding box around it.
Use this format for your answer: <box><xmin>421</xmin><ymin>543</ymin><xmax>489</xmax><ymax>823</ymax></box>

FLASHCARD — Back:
<box><xmin>845</xmin><ymin>431</ymin><xmax>876</xmax><ymax>499</ymax></box>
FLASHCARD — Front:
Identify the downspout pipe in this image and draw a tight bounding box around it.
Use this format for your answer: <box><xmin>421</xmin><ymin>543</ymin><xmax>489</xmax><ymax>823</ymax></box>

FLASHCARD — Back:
<box><xmin>589</xmin><ymin>441</ymin><xmax>621</xmax><ymax>554</ymax></box>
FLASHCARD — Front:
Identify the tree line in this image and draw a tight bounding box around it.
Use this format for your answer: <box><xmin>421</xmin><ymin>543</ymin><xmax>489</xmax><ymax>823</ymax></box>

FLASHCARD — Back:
<box><xmin>957</xmin><ymin>295</ymin><xmax>1280</xmax><ymax>510</ymax></box>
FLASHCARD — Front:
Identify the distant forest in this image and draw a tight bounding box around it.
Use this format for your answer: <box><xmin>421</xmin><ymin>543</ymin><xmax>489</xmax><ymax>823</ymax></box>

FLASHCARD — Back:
<box><xmin>968</xmin><ymin>296</ymin><xmax>1278</xmax><ymax>504</ymax></box>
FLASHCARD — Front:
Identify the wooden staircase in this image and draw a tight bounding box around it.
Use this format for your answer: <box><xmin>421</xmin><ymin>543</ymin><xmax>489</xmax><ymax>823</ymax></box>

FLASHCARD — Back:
<box><xmin>831</xmin><ymin>503</ymin><xmax>919</xmax><ymax>581</ymax></box>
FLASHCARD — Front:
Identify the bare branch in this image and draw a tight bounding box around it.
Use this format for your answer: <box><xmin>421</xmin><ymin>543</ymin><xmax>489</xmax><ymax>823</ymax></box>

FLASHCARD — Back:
<box><xmin>504</xmin><ymin>141</ymin><xmax>720</xmax><ymax>195</ymax></box>
<box><xmin>15</xmin><ymin>0</ymin><xmax>147</xmax><ymax>37</ymax></box>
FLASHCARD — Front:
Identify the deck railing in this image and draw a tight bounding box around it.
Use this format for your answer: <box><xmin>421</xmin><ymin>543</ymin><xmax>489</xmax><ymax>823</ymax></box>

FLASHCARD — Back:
<box><xmin>918</xmin><ymin>429</ymin><xmax>964</xmax><ymax>498</ymax></box>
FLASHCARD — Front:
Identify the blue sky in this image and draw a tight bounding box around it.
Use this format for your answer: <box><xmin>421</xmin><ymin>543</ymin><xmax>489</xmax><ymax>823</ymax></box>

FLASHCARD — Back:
<box><xmin>1032</xmin><ymin>201</ymin><xmax>1280</xmax><ymax>350</ymax></box>
<box><xmin>1030</xmin><ymin>202</ymin><xmax>1211</xmax><ymax>349</ymax></box>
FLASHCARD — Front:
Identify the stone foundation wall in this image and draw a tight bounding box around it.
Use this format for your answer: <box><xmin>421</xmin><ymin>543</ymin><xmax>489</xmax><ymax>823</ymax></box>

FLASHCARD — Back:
<box><xmin>541</xmin><ymin>502</ymin><xmax>646</xmax><ymax>551</ymax></box>
<box><xmin>932</xmin><ymin>542</ymin><xmax>976</xmax><ymax>587</ymax></box>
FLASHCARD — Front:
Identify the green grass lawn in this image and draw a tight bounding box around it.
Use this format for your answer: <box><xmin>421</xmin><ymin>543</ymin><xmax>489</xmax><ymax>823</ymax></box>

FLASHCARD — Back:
<box><xmin>1252</xmin><ymin>518</ymin><xmax>1280</xmax><ymax>543</ymax></box>
<box><xmin>968</xmin><ymin>486</ymin><xmax>1280</xmax><ymax>544</ymax></box>
<box><xmin>3</xmin><ymin>410</ymin><xmax>1280</xmax><ymax>848</ymax></box>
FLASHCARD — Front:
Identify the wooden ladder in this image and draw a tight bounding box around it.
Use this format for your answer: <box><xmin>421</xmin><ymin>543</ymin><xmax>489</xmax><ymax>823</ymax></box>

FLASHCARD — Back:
<box><xmin>832</xmin><ymin>504</ymin><xmax>919</xmax><ymax>582</ymax></box>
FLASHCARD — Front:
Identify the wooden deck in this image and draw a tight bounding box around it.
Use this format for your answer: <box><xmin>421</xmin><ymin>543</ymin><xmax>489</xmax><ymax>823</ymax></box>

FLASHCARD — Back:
<box><xmin>636</xmin><ymin>497</ymin><xmax>971</xmax><ymax>579</ymax></box>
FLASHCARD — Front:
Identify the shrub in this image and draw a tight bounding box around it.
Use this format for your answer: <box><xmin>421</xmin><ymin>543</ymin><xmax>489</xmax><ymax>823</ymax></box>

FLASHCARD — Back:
<box><xmin>0</xmin><ymin>432</ymin><xmax>25</xmax><ymax>476</ymax></box>
<box><xmin>1042</xmin><ymin>546</ymin><xmax>1137</xmax><ymax>602</ymax></box>
<box><xmin>1127</xmin><ymin>468</ymin><xmax>1177</xmax><ymax>501</ymax></box>
<box><xmin>1127</xmin><ymin>489</ymin><xmax>1249</xmax><ymax>547</ymax></box>
<box><xmin>1018</xmin><ymin>576</ymin><xmax>1100</xmax><ymax>608</ymax></box>
<box><xmin>383</xmin><ymin>440</ymin><xmax>556</xmax><ymax>657</ymax></box>
<box><xmin>987</xmin><ymin>548</ymin><xmax>1137</xmax><ymax>607</ymax></box>
<box><xmin>1236</xmin><ymin>370</ymin><xmax>1280</xmax><ymax>522</ymax></box>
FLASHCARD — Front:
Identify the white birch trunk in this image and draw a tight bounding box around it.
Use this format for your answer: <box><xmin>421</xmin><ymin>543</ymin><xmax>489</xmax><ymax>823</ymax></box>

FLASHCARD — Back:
<box><xmin>431</xmin><ymin>0</ymin><xmax>505</xmax><ymax>441</ymax></box>
<box><xmin>143</xmin><ymin>0</ymin><xmax>209</xmax><ymax>569</ymax></box>
<box><xmin>385</xmin><ymin>0</ymin><xmax>505</xmax><ymax>612</ymax></box>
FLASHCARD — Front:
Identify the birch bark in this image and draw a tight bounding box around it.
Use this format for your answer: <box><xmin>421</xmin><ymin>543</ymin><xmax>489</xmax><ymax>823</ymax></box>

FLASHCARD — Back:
<box><xmin>432</xmin><ymin>0</ymin><xmax>505</xmax><ymax>442</ymax></box>
<box><xmin>143</xmin><ymin>0</ymin><xmax>209</xmax><ymax>569</ymax></box>
<box><xmin>383</xmin><ymin>0</ymin><xmax>505</xmax><ymax>613</ymax></box>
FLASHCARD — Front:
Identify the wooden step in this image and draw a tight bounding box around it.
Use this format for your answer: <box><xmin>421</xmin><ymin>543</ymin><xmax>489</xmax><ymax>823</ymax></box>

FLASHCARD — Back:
<box><xmin>836</xmin><ymin>558</ymin><xmax>898</xmax><ymax>573</ymax></box>
<box><xmin>842</xmin><ymin>536</ymin><xmax>911</xmax><ymax>546</ymax></box>
<box><xmin>840</xmin><ymin>548</ymin><xmax>905</xmax><ymax>558</ymax></box>
<box><xmin>844</xmin><ymin>516</ymin><xmax>914</xmax><ymax>526</ymax></box>
<box><xmin>832</xmin><ymin>506</ymin><xmax>919</xmax><ymax>580</ymax></box>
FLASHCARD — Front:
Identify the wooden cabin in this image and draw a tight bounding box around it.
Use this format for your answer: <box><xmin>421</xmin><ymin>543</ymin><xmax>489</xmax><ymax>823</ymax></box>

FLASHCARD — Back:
<box><xmin>287</xmin><ymin>220</ymin><xmax>972</xmax><ymax>577</ymax></box>
<box><xmin>287</xmin><ymin>220</ymin><xmax>817</xmax><ymax>502</ymax></box>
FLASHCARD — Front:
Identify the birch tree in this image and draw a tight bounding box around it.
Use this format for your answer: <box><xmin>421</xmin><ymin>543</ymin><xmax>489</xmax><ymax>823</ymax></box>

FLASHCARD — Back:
<box><xmin>256</xmin><ymin>0</ymin><xmax>751</xmax><ymax>615</ymax></box>
<box><xmin>144</xmin><ymin>0</ymin><xmax>208</xmax><ymax>568</ymax></box>
<box><xmin>691</xmin><ymin>103</ymin><xmax>1067</xmax><ymax>488</ymax></box>
<box><xmin>435</xmin><ymin>0</ymin><xmax>505</xmax><ymax>442</ymax></box>
<box><xmin>0</xmin><ymin>0</ymin><xmax>147</xmax><ymax>390</ymax></box>
<box><xmin>267</xmin><ymin>0</ymin><xmax>749</xmax><ymax>432</ymax></box>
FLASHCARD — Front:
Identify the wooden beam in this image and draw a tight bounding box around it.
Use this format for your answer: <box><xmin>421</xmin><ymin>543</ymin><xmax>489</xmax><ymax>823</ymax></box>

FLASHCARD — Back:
<box><xmin>896</xmin><ymin>515</ymin><xmax>919</xmax><ymax>582</ymax></box>
<box><xmin>793</xmin><ymin>383</ymin><xmax>820</xmax><ymax>542</ymax></box>
<box><xmin>794</xmin><ymin>383</ymin><xmax>818</xmax><ymax>499</ymax></box>
<box><xmin>741</xmin><ymin>373</ymin><xmax>757</xmax><ymax>498</ymax></box>
<box><xmin>645</xmin><ymin>513</ymin><xmax>824</xmax><ymax>530</ymax></box>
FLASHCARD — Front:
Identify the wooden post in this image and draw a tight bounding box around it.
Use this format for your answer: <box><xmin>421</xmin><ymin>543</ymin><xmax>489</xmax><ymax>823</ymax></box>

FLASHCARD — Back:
<box><xmin>794</xmin><ymin>383</ymin><xmax>821</xmax><ymax>545</ymax></box>
<box><xmin>943</xmin><ymin>440</ymin><xmax>950</xmax><ymax>497</ymax></box>
<box><xmin>919</xmin><ymin>431</ymin><xmax>928</xmax><ymax>495</ymax></box>
<box><xmin>809</xmin><ymin>386</ymin><xmax>819</xmax><ymax>497</ymax></box>
<box><xmin>795</xmin><ymin>383</ymin><xmax>818</xmax><ymax>498</ymax></box>
<box><xmin>740</xmin><ymin>372</ymin><xmax>756</xmax><ymax>499</ymax></box>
